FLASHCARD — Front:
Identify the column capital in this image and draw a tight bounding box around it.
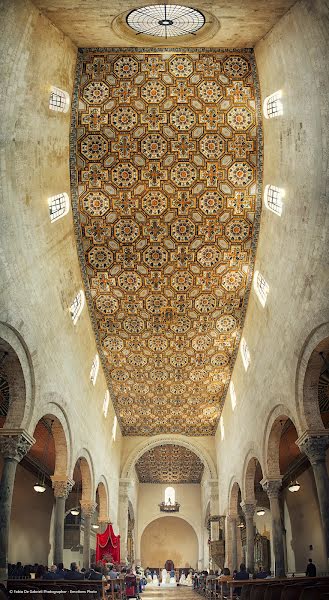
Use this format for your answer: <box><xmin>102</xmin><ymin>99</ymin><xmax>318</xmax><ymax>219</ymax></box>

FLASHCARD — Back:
<box><xmin>240</xmin><ymin>502</ymin><xmax>256</xmax><ymax>518</ymax></box>
<box><xmin>261</xmin><ymin>478</ymin><xmax>282</xmax><ymax>499</ymax></box>
<box><xmin>51</xmin><ymin>476</ymin><xmax>74</xmax><ymax>499</ymax></box>
<box><xmin>0</xmin><ymin>429</ymin><xmax>35</xmax><ymax>461</ymax></box>
<box><xmin>119</xmin><ymin>478</ymin><xmax>132</xmax><ymax>497</ymax></box>
<box><xmin>296</xmin><ymin>431</ymin><xmax>329</xmax><ymax>465</ymax></box>
<box><xmin>80</xmin><ymin>501</ymin><xmax>97</xmax><ymax>517</ymax></box>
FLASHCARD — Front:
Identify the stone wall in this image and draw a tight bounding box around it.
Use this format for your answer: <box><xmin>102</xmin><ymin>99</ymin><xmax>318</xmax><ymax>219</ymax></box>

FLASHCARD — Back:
<box><xmin>0</xmin><ymin>0</ymin><xmax>122</xmax><ymax>542</ymax></box>
<box><xmin>216</xmin><ymin>0</ymin><xmax>329</xmax><ymax>570</ymax></box>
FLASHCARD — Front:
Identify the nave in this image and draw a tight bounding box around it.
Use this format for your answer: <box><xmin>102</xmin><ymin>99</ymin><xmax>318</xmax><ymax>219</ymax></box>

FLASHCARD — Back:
<box><xmin>143</xmin><ymin>588</ymin><xmax>196</xmax><ymax>600</ymax></box>
<box><xmin>0</xmin><ymin>0</ymin><xmax>329</xmax><ymax>598</ymax></box>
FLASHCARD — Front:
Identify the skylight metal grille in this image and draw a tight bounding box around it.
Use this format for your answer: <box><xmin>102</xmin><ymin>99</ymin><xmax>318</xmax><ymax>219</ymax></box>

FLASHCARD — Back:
<box><xmin>126</xmin><ymin>5</ymin><xmax>205</xmax><ymax>38</ymax></box>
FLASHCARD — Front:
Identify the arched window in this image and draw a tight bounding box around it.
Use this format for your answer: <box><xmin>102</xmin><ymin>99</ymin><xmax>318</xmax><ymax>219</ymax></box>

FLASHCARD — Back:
<box><xmin>230</xmin><ymin>381</ymin><xmax>236</xmax><ymax>411</ymax></box>
<box><xmin>220</xmin><ymin>415</ymin><xmax>225</xmax><ymax>441</ymax></box>
<box><xmin>254</xmin><ymin>271</ymin><xmax>269</xmax><ymax>307</ymax></box>
<box><xmin>103</xmin><ymin>390</ymin><xmax>110</xmax><ymax>418</ymax></box>
<box><xmin>264</xmin><ymin>184</ymin><xmax>284</xmax><ymax>216</ymax></box>
<box><xmin>241</xmin><ymin>337</ymin><xmax>250</xmax><ymax>371</ymax></box>
<box><xmin>165</xmin><ymin>486</ymin><xmax>175</xmax><ymax>506</ymax></box>
<box><xmin>48</xmin><ymin>193</ymin><xmax>69</xmax><ymax>222</ymax></box>
<box><xmin>49</xmin><ymin>86</ymin><xmax>70</xmax><ymax>113</ymax></box>
<box><xmin>90</xmin><ymin>354</ymin><xmax>99</xmax><ymax>386</ymax></box>
<box><xmin>112</xmin><ymin>415</ymin><xmax>118</xmax><ymax>441</ymax></box>
<box><xmin>263</xmin><ymin>90</ymin><xmax>283</xmax><ymax>119</ymax></box>
<box><xmin>70</xmin><ymin>290</ymin><xmax>85</xmax><ymax>324</ymax></box>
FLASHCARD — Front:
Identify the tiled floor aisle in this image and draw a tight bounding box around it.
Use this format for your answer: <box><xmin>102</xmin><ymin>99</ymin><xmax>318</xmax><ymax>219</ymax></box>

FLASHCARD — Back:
<box><xmin>142</xmin><ymin>586</ymin><xmax>196</xmax><ymax>600</ymax></box>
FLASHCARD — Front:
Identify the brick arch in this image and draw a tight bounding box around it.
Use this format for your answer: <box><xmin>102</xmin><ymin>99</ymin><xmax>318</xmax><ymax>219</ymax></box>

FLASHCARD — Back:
<box><xmin>31</xmin><ymin>413</ymin><xmax>69</xmax><ymax>479</ymax></box>
<box><xmin>262</xmin><ymin>405</ymin><xmax>300</xmax><ymax>479</ymax></box>
<box><xmin>0</xmin><ymin>322</ymin><xmax>35</xmax><ymax>430</ymax></box>
<box><xmin>228</xmin><ymin>479</ymin><xmax>241</xmax><ymax>517</ymax></box>
<box><xmin>296</xmin><ymin>322</ymin><xmax>329</xmax><ymax>431</ymax></box>
<box><xmin>96</xmin><ymin>477</ymin><xmax>110</xmax><ymax>522</ymax></box>
<box><xmin>72</xmin><ymin>449</ymin><xmax>95</xmax><ymax>503</ymax></box>
<box><xmin>29</xmin><ymin>401</ymin><xmax>72</xmax><ymax>478</ymax></box>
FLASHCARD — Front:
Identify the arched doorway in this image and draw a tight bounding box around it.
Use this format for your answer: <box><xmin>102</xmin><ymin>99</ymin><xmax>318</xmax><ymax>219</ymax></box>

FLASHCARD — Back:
<box><xmin>141</xmin><ymin>516</ymin><xmax>198</xmax><ymax>569</ymax></box>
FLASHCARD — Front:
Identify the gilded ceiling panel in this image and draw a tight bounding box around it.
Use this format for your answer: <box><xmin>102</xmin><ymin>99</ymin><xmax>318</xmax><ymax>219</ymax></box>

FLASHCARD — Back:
<box><xmin>135</xmin><ymin>444</ymin><xmax>204</xmax><ymax>483</ymax></box>
<box><xmin>70</xmin><ymin>49</ymin><xmax>262</xmax><ymax>435</ymax></box>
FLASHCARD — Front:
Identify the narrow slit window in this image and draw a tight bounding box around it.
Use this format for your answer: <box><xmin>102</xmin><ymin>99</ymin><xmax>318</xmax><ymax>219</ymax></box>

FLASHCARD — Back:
<box><xmin>103</xmin><ymin>390</ymin><xmax>110</xmax><ymax>418</ymax></box>
<box><xmin>241</xmin><ymin>337</ymin><xmax>250</xmax><ymax>372</ymax></box>
<box><xmin>263</xmin><ymin>90</ymin><xmax>283</xmax><ymax>119</ymax></box>
<box><xmin>230</xmin><ymin>381</ymin><xmax>237</xmax><ymax>411</ymax></box>
<box><xmin>90</xmin><ymin>354</ymin><xmax>99</xmax><ymax>386</ymax></box>
<box><xmin>48</xmin><ymin>193</ymin><xmax>69</xmax><ymax>222</ymax></box>
<box><xmin>254</xmin><ymin>271</ymin><xmax>269</xmax><ymax>307</ymax></box>
<box><xmin>165</xmin><ymin>487</ymin><xmax>175</xmax><ymax>505</ymax></box>
<box><xmin>49</xmin><ymin>86</ymin><xmax>70</xmax><ymax>113</ymax></box>
<box><xmin>264</xmin><ymin>184</ymin><xmax>284</xmax><ymax>216</ymax></box>
<box><xmin>70</xmin><ymin>290</ymin><xmax>85</xmax><ymax>325</ymax></box>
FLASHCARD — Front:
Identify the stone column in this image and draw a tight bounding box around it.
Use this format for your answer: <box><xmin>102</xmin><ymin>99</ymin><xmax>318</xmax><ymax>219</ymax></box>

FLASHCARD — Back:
<box><xmin>261</xmin><ymin>479</ymin><xmax>285</xmax><ymax>577</ymax></box>
<box><xmin>51</xmin><ymin>477</ymin><xmax>74</xmax><ymax>565</ymax></box>
<box><xmin>118</xmin><ymin>479</ymin><xmax>131</xmax><ymax>563</ymax></box>
<box><xmin>228</xmin><ymin>516</ymin><xmax>238</xmax><ymax>571</ymax></box>
<box><xmin>297</xmin><ymin>432</ymin><xmax>329</xmax><ymax>558</ymax></box>
<box><xmin>81</xmin><ymin>501</ymin><xmax>97</xmax><ymax>569</ymax></box>
<box><xmin>209</xmin><ymin>516</ymin><xmax>220</xmax><ymax>541</ymax></box>
<box><xmin>241</xmin><ymin>502</ymin><xmax>256</xmax><ymax>573</ymax></box>
<box><xmin>0</xmin><ymin>429</ymin><xmax>35</xmax><ymax>579</ymax></box>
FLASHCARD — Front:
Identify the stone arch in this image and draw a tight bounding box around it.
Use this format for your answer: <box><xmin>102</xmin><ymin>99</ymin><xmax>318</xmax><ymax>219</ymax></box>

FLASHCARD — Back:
<box><xmin>140</xmin><ymin>514</ymin><xmax>200</xmax><ymax>568</ymax></box>
<box><xmin>0</xmin><ymin>322</ymin><xmax>35</xmax><ymax>430</ymax></box>
<box><xmin>296</xmin><ymin>321</ymin><xmax>329</xmax><ymax>431</ymax></box>
<box><xmin>29</xmin><ymin>401</ymin><xmax>72</xmax><ymax>478</ymax></box>
<box><xmin>72</xmin><ymin>448</ymin><xmax>95</xmax><ymax>502</ymax></box>
<box><xmin>121</xmin><ymin>434</ymin><xmax>217</xmax><ymax>480</ymax></box>
<box><xmin>228</xmin><ymin>478</ymin><xmax>241</xmax><ymax>517</ymax></box>
<box><xmin>96</xmin><ymin>477</ymin><xmax>110</xmax><ymax>522</ymax></box>
<box><xmin>242</xmin><ymin>450</ymin><xmax>264</xmax><ymax>503</ymax></box>
<box><xmin>140</xmin><ymin>512</ymin><xmax>201</xmax><ymax>554</ymax></box>
<box><xmin>262</xmin><ymin>404</ymin><xmax>300</xmax><ymax>479</ymax></box>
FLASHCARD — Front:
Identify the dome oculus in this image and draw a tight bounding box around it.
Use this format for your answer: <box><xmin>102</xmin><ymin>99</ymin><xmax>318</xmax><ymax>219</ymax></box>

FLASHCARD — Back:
<box><xmin>126</xmin><ymin>4</ymin><xmax>205</xmax><ymax>37</ymax></box>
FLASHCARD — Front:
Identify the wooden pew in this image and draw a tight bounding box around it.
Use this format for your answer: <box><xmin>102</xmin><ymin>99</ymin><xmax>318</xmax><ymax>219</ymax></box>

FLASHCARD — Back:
<box><xmin>220</xmin><ymin>575</ymin><xmax>329</xmax><ymax>600</ymax></box>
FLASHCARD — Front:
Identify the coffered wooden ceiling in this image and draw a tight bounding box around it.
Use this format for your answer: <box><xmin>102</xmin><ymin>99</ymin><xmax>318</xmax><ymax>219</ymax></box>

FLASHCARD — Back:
<box><xmin>71</xmin><ymin>49</ymin><xmax>262</xmax><ymax>435</ymax></box>
<box><xmin>33</xmin><ymin>1</ymin><xmax>297</xmax><ymax>48</ymax></box>
<box><xmin>135</xmin><ymin>444</ymin><xmax>204</xmax><ymax>483</ymax></box>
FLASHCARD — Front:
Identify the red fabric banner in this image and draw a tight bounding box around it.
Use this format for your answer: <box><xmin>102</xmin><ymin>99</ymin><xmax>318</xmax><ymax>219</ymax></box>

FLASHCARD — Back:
<box><xmin>96</xmin><ymin>524</ymin><xmax>121</xmax><ymax>563</ymax></box>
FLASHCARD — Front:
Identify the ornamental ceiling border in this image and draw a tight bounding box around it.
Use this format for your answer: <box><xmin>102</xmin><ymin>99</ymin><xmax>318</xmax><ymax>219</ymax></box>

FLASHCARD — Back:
<box><xmin>69</xmin><ymin>47</ymin><xmax>263</xmax><ymax>436</ymax></box>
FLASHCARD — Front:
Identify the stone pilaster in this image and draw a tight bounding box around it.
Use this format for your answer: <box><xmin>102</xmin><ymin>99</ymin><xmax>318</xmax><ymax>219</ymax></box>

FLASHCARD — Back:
<box><xmin>227</xmin><ymin>515</ymin><xmax>238</xmax><ymax>572</ymax></box>
<box><xmin>241</xmin><ymin>502</ymin><xmax>256</xmax><ymax>573</ymax></box>
<box><xmin>261</xmin><ymin>478</ymin><xmax>285</xmax><ymax>576</ymax></box>
<box><xmin>81</xmin><ymin>500</ymin><xmax>97</xmax><ymax>569</ymax></box>
<box><xmin>118</xmin><ymin>479</ymin><xmax>132</xmax><ymax>562</ymax></box>
<box><xmin>297</xmin><ymin>431</ymin><xmax>329</xmax><ymax>558</ymax></box>
<box><xmin>51</xmin><ymin>477</ymin><xmax>74</xmax><ymax>565</ymax></box>
<box><xmin>0</xmin><ymin>429</ymin><xmax>35</xmax><ymax>579</ymax></box>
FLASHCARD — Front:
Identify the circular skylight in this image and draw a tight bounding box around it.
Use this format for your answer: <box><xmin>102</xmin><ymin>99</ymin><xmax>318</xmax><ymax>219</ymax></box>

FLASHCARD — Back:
<box><xmin>126</xmin><ymin>5</ymin><xmax>205</xmax><ymax>38</ymax></box>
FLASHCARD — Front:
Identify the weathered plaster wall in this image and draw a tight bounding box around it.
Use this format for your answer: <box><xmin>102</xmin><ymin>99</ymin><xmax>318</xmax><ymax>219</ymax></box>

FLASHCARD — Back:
<box><xmin>215</xmin><ymin>0</ymin><xmax>329</xmax><ymax>568</ymax></box>
<box><xmin>0</xmin><ymin>0</ymin><xmax>122</xmax><ymax>542</ymax></box>
<box><xmin>284</xmin><ymin>467</ymin><xmax>326</xmax><ymax>573</ymax></box>
<box><xmin>136</xmin><ymin>483</ymin><xmax>202</xmax><ymax>565</ymax></box>
<box><xmin>140</xmin><ymin>516</ymin><xmax>198</xmax><ymax>569</ymax></box>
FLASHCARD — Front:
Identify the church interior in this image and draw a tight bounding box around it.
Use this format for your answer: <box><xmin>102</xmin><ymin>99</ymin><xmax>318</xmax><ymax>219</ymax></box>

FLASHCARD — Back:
<box><xmin>1</xmin><ymin>0</ymin><xmax>329</xmax><ymax>598</ymax></box>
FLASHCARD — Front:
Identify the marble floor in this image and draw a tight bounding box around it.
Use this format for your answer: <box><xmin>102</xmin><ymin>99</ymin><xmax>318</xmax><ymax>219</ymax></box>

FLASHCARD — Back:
<box><xmin>143</xmin><ymin>586</ymin><xmax>196</xmax><ymax>600</ymax></box>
